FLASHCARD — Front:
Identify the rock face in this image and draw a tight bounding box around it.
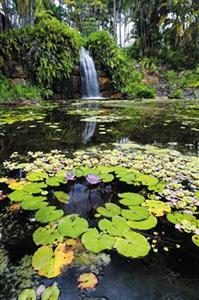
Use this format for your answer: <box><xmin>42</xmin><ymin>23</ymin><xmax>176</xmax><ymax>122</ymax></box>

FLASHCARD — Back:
<box><xmin>4</xmin><ymin>61</ymin><xmax>27</xmax><ymax>79</ymax></box>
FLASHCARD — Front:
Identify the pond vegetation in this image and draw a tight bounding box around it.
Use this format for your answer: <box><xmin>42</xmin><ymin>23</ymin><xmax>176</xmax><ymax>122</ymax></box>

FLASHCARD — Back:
<box><xmin>0</xmin><ymin>1</ymin><xmax>198</xmax><ymax>299</ymax></box>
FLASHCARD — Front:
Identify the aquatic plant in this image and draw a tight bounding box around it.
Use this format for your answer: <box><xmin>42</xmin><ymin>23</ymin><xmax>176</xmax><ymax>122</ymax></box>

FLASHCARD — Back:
<box><xmin>85</xmin><ymin>174</ymin><xmax>101</xmax><ymax>185</ymax></box>
<box><xmin>97</xmin><ymin>203</ymin><xmax>121</xmax><ymax>218</ymax></box>
<box><xmin>18</xmin><ymin>289</ymin><xmax>36</xmax><ymax>300</ymax></box>
<box><xmin>58</xmin><ymin>215</ymin><xmax>89</xmax><ymax>238</ymax></box>
<box><xmin>35</xmin><ymin>206</ymin><xmax>64</xmax><ymax>223</ymax></box>
<box><xmin>77</xmin><ymin>273</ymin><xmax>98</xmax><ymax>289</ymax></box>
<box><xmin>41</xmin><ymin>283</ymin><xmax>60</xmax><ymax>300</ymax></box>
<box><xmin>82</xmin><ymin>229</ymin><xmax>115</xmax><ymax>253</ymax></box>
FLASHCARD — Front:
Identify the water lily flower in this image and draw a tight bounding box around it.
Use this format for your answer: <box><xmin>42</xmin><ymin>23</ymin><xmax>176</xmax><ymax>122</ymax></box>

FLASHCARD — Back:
<box><xmin>65</xmin><ymin>171</ymin><xmax>75</xmax><ymax>181</ymax></box>
<box><xmin>85</xmin><ymin>174</ymin><xmax>101</xmax><ymax>185</ymax></box>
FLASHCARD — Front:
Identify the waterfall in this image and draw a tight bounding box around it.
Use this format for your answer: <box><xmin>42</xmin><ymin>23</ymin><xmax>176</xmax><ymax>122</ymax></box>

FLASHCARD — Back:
<box><xmin>80</xmin><ymin>47</ymin><xmax>100</xmax><ymax>99</ymax></box>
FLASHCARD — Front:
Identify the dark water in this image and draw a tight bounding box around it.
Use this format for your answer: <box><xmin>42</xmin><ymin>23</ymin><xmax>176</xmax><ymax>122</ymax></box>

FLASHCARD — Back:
<box><xmin>0</xmin><ymin>99</ymin><xmax>199</xmax><ymax>163</ymax></box>
<box><xmin>0</xmin><ymin>98</ymin><xmax>199</xmax><ymax>300</ymax></box>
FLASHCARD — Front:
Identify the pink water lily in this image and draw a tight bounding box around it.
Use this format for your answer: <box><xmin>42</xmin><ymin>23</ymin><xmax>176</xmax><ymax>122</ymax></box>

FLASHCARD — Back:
<box><xmin>85</xmin><ymin>174</ymin><xmax>101</xmax><ymax>185</ymax></box>
<box><xmin>65</xmin><ymin>171</ymin><xmax>76</xmax><ymax>181</ymax></box>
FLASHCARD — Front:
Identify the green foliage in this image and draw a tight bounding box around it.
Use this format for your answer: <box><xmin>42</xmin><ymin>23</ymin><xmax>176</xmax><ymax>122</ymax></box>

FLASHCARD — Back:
<box><xmin>0</xmin><ymin>17</ymin><xmax>82</xmax><ymax>90</ymax></box>
<box><xmin>35</xmin><ymin>206</ymin><xmax>64</xmax><ymax>223</ymax></box>
<box><xmin>58</xmin><ymin>215</ymin><xmax>89</xmax><ymax>238</ymax></box>
<box><xmin>41</xmin><ymin>283</ymin><xmax>60</xmax><ymax>300</ymax></box>
<box><xmin>33</xmin><ymin>226</ymin><xmax>63</xmax><ymax>246</ymax></box>
<box><xmin>18</xmin><ymin>288</ymin><xmax>36</xmax><ymax>300</ymax></box>
<box><xmin>85</xmin><ymin>30</ymin><xmax>128</xmax><ymax>90</ymax></box>
<box><xmin>0</xmin><ymin>75</ymin><xmax>42</xmax><ymax>103</ymax></box>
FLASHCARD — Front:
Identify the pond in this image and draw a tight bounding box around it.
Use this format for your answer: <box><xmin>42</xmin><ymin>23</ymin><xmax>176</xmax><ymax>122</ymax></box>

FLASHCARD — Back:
<box><xmin>0</xmin><ymin>98</ymin><xmax>199</xmax><ymax>300</ymax></box>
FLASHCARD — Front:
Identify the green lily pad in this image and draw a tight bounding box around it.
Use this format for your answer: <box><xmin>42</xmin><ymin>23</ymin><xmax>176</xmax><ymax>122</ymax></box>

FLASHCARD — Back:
<box><xmin>118</xmin><ymin>193</ymin><xmax>145</xmax><ymax>206</ymax></box>
<box><xmin>8</xmin><ymin>190</ymin><xmax>29</xmax><ymax>202</ymax></box>
<box><xmin>81</xmin><ymin>228</ymin><xmax>115</xmax><ymax>253</ymax></box>
<box><xmin>192</xmin><ymin>235</ymin><xmax>199</xmax><ymax>247</ymax></box>
<box><xmin>22</xmin><ymin>182</ymin><xmax>47</xmax><ymax>194</ymax></box>
<box><xmin>117</xmin><ymin>173</ymin><xmax>136</xmax><ymax>184</ymax></box>
<box><xmin>46</xmin><ymin>176</ymin><xmax>65</xmax><ymax>187</ymax></box>
<box><xmin>115</xmin><ymin>230</ymin><xmax>151</xmax><ymax>258</ymax></box>
<box><xmin>135</xmin><ymin>173</ymin><xmax>159</xmax><ymax>186</ymax></box>
<box><xmin>144</xmin><ymin>200</ymin><xmax>171</xmax><ymax>217</ymax></box>
<box><xmin>26</xmin><ymin>171</ymin><xmax>48</xmax><ymax>182</ymax></box>
<box><xmin>97</xmin><ymin>203</ymin><xmax>121</xmax><ymax>218</ymax></box>
<box><xmin>53</xmin><ymin>191</ymin><xmax>69</xmax><ymax>204</ymax></box>
<box><xmin>21</xmin><ymin>196</ymin><xmax>48</xmax><ymax>210</ymax></box>
<box><xmin>35</xmin><ymin>206</ymin><xmax>64</xmax><ymax>223</ymax></box>
<box><xmin>100</xmin><ymin>174</ymin><xmax>114</xmax><ymax>183</ymax></box>
<box><xmin>41</xmin><ymin>283</ymin><xmax>60</xmax><ymax>300</ymax></box>
<box><xmin>33</xmin><ymin>225</ymin><xmax>63</xmax><ymax>246</ymax></box>
<box><xmin>121</xmin><ymin>206</ymin><xmax>149</xmax><ymax>221</ymax></box>
<box><xmin>128</xmin><ymin>215</ymin><xmax>157</xmax><ymax>230</ymax></box>
<box><xmin>58</xmin><ymin>215</ymin><xmax>89</xmax><ymax>238</ymax></box>
<box><xmin>18</xmin><ymin>289</ymin><xmax>36</xmax><ymax>300</ymax></box>
<box><xmin>99</xmin><ymin>216</ymin><xmax>129</xmax><ymax>237</ymax></box>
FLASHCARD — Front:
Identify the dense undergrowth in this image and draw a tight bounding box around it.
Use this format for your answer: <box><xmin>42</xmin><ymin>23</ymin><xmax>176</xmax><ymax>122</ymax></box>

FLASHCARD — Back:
<box><xmin>0</xmin><ymin>15</ymin><xmax>198</xmax><ymax>102</ymax></box>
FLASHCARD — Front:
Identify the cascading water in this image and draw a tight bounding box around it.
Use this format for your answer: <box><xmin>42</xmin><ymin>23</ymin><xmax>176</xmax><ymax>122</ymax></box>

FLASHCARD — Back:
<box><xmin>80</xmin><ymin>47</ymin><xmax>100</xmax><ymax>99</ymax></box>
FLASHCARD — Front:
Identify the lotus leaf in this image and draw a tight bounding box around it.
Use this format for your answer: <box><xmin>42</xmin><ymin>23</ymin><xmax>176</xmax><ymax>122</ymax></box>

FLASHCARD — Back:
<box><xmin>41</xmin><ymin>283</ymin><xmax>60</xmax><ymax>300</ymax></box>
<box><xmin>22</xmin><ymin>182</ymin><xmax>47</xmax><ymax>194</ymax></box>
<box><xmin>58</xmin><ymin>215</ymin><xmax>89</xmax><ymax>238</ymax></box>
<box><xmin>97</xmin><ymin>203</ymin><xmax>121</xmax><ymax>218</ymax></box>
<box><xmin>33</xmin><ymin>226</ymin><xmax>63</xmax><ymax>245</ymax></box>
<box><xmin>32</xmin><ymin>242</ymin><xmax>74</xmax><ymax>278</ymax></box>
<box><xmin>192</xmin><ymin>235</ymin><xmax>199</xmax><ymax>247</ymax></box>
<box><xmin>77</xmin><ymin>273</ymin><xmax>98</xmax><ymax>289</ymax></box>
<box><xmin>46</xmin><ymin>176</ymin><xmax>65</xmax><ymax>187</ymax></box>
<box><xmin>128</xmin><ymin>215</ymin><xmax>157</xmax><ymax>230</ymax></box>
<box><xmin>53</xmin><ymin>191</ymin><xmax>69</xmax><ymax>203</ymax></box>
<box><xmin>118</xmin><ymin>193</ymin><xmax>145</xmax><ymax>206</ymax></box>
<box><xmin>18</xmin><ymin>288</ymin><xmax>36</xmax><ymax>300</ymax></box>
<box><xmin>21</xmin><ymin>196</ymin><xmax>48</xmax><ymax>210</ymax></box>
<box><xmin>81</xmin><ymin>228</ymin><xmax>115</xmax><ymax>253</ymax></box>
<box><xmin>35</xmin><ymin>206</ymin><xmax>64</xmax><ymax>223</ymax></box>
<box><xmin>121</xmin><ymin>206</ymin><xmax>149</xmax><ymax>221</ymax></box>
<box><xmin>115</xmin><ymin>230</ymin><xmax>151</xmax><ymax>258</ymax></box>
<box><xmin>26</xmin><ymin>171</ymin><xmax>48</xmax><ymax>182</ymax></box>
<box><xmin>144</xmin><ymin>200</ymin><xmax>171</xmax><ymax>216</ymax></box>
<box><xmin>99</xmin><ymin>216</ymin><xmax>129</xmax><ymax>237</ymax></box>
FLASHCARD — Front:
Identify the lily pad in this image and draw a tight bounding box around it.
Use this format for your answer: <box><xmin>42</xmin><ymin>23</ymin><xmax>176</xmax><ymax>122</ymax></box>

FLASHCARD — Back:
<box><xmin>81</xmin><ymin>228</ymin><xmax>115</xmax><ymax>253</ymax></box>
<box><xmin>46</xmin><ymin>176</ymin><xmax>65</xmax><ymax>187</ymax></box>
<box><xmin>192</xmin><ymin>235</ymin><xmax>199</xmax><ymax>247</ymax></box>
<box><xmin>58</xmin><ymin>215</ymin><xmax>89</xmax><ymax>238</ymax></box>
<box><xmin>26</xmin><ymin>171</ymin><xmax>48</xmax><ymax>182</ymax></box>
<box><xmin>115</xmin><ymin>230</ymin><xmax>151</xmax><ymax>258</ymax></box>
<box><xmin>33</xmin><ymin>225</ymin><xmax>63</xmax><ymax>245</ymax></box>
<box><xmin>118</xmin><ymin>193</ymin><xmax>145</xmax><ymax>206</ymax></box>
<box><xmin>128</xmin><ymin>215</ymin><xmax>157</xmax><ymax>230</ymax></box>
<box><xmin>97</xmin><ymin>203</ymin><xmax>121</xmax><ymax>218</ymax></box>
<box><xmin>35</xmin><ymin>206</ymin><xmax>64</xmax><ymax>223</ymax></box>
<box><xmin>18</xmin><ymin>289</ymin><xmax>36</xmax><ymax>300</ymax></box>
<box><xmin>41</xmin><ymin>283</ymin><xmax>60</xmax><ymax>300</ymax></box>
<box><xmin>121</xmin><ymin>206</ymin><xmax>149</xmax><ymax>221</ymax></box>
<box><xmin>99</xmin><ymin>216</ymin><xmax>129</xmax><ymax>237</ymax></box>
<box><xmin>144</xmin><ymin>200</ymin><xmax>171</xmax><ymax>217</ymax></box>
<box><xmin>53</xmin><ymin>191</ymin><xmax>69</xmax><ymax>203</ymax></box>
<box><xmin>8</xmin><ymin>190</ymin><xmax>29</xmax><ymax>202</ymax></box>
<box><xmin>77</xmin><ymin>273</ymin><xmax>98</xmax><ymax>289</ymax></box>
<box><xmin>32</xmin><ymin>242</ymin><xmax>74</xmax><ymax>278</ymax></box>
<box><xmin>21</xmin><ymin>196</ymin><xmax>48</xmax><ymax>210</ymax></box>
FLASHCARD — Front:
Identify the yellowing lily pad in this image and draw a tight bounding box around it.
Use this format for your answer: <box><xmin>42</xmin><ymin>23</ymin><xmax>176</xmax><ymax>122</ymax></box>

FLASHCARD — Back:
<box><xmin>144</xmin><ymin>200</ymin><xmax>171</xmax><ymax>217</ymax></box>
<box><xmin>77</xmin><ymin>273</ymin><xmax>98</xmax><ymax>289</ymax></box>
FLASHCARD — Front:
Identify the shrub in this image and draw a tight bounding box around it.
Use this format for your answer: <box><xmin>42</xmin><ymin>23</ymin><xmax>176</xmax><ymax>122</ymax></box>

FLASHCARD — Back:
<box><xmin>0</xmin><ymin>17</ymin><xmax>82</xmax><ymax>89</ymax></box>
<box><xmin>85</xmin><ymin>30</ymin><xmax>128</xmax><ymax>90</ymax></box>
<box><xmin>0</xmin><ymin>75</ymin><xmax>42</xmax><ymax>103</ymax></box>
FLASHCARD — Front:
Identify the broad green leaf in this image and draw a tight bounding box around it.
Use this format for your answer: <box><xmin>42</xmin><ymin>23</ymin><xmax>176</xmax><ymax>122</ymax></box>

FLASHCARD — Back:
<box><xmin>26</xmin><ymin>171</ymin><xmax>48</xmax><ymax>182</ymax></box>
<box><xmin>33</xmin><ymin>225</ymin><xmax>63</xmax><ymax>245</ymax></box>
<box><xmin>35</xmin><ymin>206</ymin><xmax>64</xmax><ymax>223</ymax></box>
<box><xmin>18</xmin><ymin>288</ymin><xmax>36</xmax><ymax>300</ymax></box>
<box><xmin>81</xmin><ymin>228</ymin><xmax>115</xmax><ymax>253</ymax></box>
<box><xmin>99</xmin><ymin>216</ymin><xmax>129</xmax><ymax>237</ymax></box>
<box><xmin>58</xmin><ymin>215</ymin><xmax>89</xmax><ymax>238</ymax></box>
<box><xmin>21</xmin><ymin>196</ymin><xmax>48</xmax><ymax>210</ymax></box>
<box><xmin>41</xmin><ymin>283</ymin><xmax>60</xmax><ymax>300</ymax></box>
<box><xmin>118</xmin><ymin>193</ymin><xmax>145</xmax><ymax>206</ymax></box>
<box><xmin>192</xmin><ymin>235</ymin><xmax>199</xmax><ymax>247</ymax></box>
<box><xmin>115</xmin><ymin>230</ymin><xmax>151</xmax><ymax>258</ymax></box>
<box><xmin>121</xmin><ymin>206</ymin><xmax>149</xmax><ymax>221</ymax></box>
<box><xmin>53</xmin><ymin>191</ymin><xmax>69</xmax><ymax>203</ymax></box>
<box><xmin>97</xmin><ymin>203</ymin><xmax>121</xmax><ymax>218</ymax></box>
<box><xmin>128</xmin><ymin>215</ymin><xmax>157</xmax><ymax>230</ymax></box>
